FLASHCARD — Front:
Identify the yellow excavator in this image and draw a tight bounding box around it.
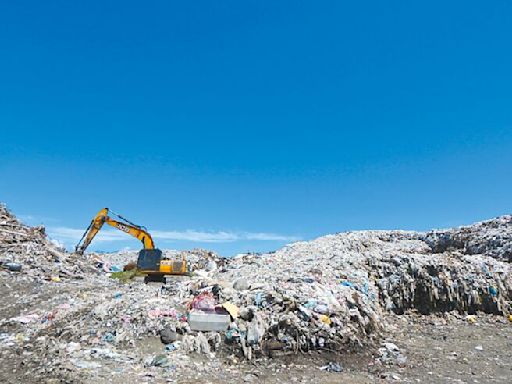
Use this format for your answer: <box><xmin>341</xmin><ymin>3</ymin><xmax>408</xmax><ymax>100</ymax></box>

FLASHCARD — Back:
<box><xmin>75</xmin><ymin>208</ymin><xmax>188</xmax><ymax>281</ymax></box>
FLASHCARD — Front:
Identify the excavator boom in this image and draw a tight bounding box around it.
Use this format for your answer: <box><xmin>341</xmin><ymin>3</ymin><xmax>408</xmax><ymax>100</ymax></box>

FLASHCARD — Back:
<box><xmin>104</xmin><ymin>217</ymin><xmax>155</xmax><ymax>249</ymax></box>
<box><xmin>75</xmin><ymin>208</ymin><xmax>155</xmax><ymax>254</ymax></box>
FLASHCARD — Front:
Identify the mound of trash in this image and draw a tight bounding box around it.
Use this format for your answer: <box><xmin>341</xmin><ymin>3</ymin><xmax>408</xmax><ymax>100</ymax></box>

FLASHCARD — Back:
<box><xmin>422</xmin><ymin>215</ymin><xmax>512</xmax><ymax>262</ymax></box>
<box><xmin>0</xmin><ymin>204</ymin><xmax>94</xmax><ymax>280</ymax></box>
<box><xmin>212</xmin><ymin>229</ymin><xmax>511</xmax><ymax>359</ymax></box>
<box><xmin>1</xmin><ymin>204</ymin><xmax>511</xmax><ymax>382</ymax></box>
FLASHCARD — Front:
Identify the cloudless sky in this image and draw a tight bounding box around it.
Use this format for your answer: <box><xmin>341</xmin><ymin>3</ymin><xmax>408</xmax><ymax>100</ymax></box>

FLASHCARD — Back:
<box><xmin>1</xmin><ymin>1</ymin><xmax>511</xmax><ymax>255</ymax></box>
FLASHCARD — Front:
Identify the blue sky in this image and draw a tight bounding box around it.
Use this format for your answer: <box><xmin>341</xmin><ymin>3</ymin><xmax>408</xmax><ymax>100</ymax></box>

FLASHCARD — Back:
<box><xmin>1</xmin><ymin>1</ymin><xmax>511</xmax><ymax>255</ymax></box>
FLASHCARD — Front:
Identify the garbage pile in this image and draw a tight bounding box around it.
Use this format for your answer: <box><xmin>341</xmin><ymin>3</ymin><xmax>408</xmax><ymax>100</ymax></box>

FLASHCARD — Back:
<box><xmin>212</xmin><ymin>234</ymin><xmax>388</xmax><ymax>359</ymax></box>
<box><xmin>422</xmin><ymin>215</ymin><xmax>512</xmax><ymax>262</ymax></box>
<box><xmin>209</xmin><ymin>229</ymin><xmax>511</xmax><ymax>359</ymax></box>
<box><xmin>371</xmin><ymin>248</ymin><xmax>510</xmax><ymax>315</ymax></box>
<box><xmin>0</xmin><ymin>204</ymin><xmax>95</xmax><ymax>280</ymax></box>
<box><xmin>0</xmin><ymin>202</ymin><xmax>511</xmax><ymax>382</ymax></box>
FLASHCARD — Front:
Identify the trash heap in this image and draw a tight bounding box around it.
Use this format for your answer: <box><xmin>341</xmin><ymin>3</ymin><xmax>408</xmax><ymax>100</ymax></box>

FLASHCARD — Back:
<box><xmin>422</xmin><ymin>215</ymin><xmax>512</xmax><ymax>262</ymax></box>
<box><xmin>179</xmin><ymin>227</ymin><xmax>511</xmax><ymax>360</ymax></box>
<box><xmin>211</xmin><ymin>233</ymin><xmax>388</xmax><ymax>360</ymax></box>
<box><xmin>371</xmin><ymin>248</ymin><xmax>510</xmax><ymax>315</ymax></box>
<box><xmin>1</xmin><ymin>202</ymin><xmax>511</xmax><ymax>381</ymax></box>
<box><xmin>0</xmin><ymin>204</ymin><xmax>95</xmax><ymax>280</ymax></box>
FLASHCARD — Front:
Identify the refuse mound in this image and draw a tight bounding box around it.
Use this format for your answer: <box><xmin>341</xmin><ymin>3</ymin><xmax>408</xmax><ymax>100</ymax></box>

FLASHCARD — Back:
<box><xmin>1</xmin><ymin>203</ymin><xmax>511</xmax><ymax>383</ymax></box>
<box><xmin>0</xmin><ymin>204</ymin><xmax>94</xmax><ymax>280</ymax></box>
<box><xmin>368</xmin><ymin>239</ymin><xmax>510</xmax><ymax>315</ymax></box>
<box><xmin>422</xmin><ymin>215</ymin><xmax>512</xmax><ymax>262</ymax></box>
<box><xmin>216</xmin><ymin>229</ymin><xmax>511</xmax><ymax>358</ymax></box>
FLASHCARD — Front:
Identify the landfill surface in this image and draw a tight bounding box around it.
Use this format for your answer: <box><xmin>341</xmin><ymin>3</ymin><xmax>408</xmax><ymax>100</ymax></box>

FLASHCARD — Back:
<box><xmin>0</xmin><ymin>203</ymin><xmax>511</xmax><ymax>383</ymax></box>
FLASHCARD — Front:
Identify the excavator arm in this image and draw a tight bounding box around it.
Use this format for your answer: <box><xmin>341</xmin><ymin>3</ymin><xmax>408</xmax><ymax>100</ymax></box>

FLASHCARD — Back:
<box><xmin>75</xmin><ymin>208</ymin><xmax>155</xmax><ymax>254</ymax></box>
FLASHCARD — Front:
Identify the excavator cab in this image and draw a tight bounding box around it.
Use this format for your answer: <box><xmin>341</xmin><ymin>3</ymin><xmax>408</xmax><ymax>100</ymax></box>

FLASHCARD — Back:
<box><xmin>137</xmin><ymin>249</ymin><xmax>188</xmax><ymax>275</ymax></box>
<box><xmin>137</xmin><ymin>249</ymin><xmax>163</xmax><ymax>271</ymax></box>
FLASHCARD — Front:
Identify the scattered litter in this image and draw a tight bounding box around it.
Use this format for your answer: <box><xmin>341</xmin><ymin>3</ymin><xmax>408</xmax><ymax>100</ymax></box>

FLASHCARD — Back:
<box><xmin>11</xmin><ymin>313</ymin><xmax>40</xmax><ymax>324</ymax></box>
<box><xmin>222</xmin><ymin>302</ymin><xmax>240</xmax><ymax>319</ymax></box>
<box><xmin>4</xmin><ymin>262</ymin><xmax>22</xmax><ymax>272</ymax></box>
<box><xmin>72</xmin><ymin>360</ymin><xmax>102</xmax><ymax>369</ymax></box>
<box><xmin>320</xmin><ymin>361</ymin><xmax>343</xmax><ymax>372</ymax></box>
<box><xmin>148</xmin><ymin>308</ymin><xmax>177</xmax><ymax>319</ymax></box>
<box><xmin>151</xmin><ymin>354</ymin><xmax>171</xmax><ymax>367</ymax></box>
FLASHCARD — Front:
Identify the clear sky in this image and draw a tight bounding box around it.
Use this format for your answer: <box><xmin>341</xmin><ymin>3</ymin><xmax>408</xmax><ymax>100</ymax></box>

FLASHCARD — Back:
<box><xmin>1</xmin><ymin>1</ymin><xmax>511</xmax><ymax>255</ymax></box>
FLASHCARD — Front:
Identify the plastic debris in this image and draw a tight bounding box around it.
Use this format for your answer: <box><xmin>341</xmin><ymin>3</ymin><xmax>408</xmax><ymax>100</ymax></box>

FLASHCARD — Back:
<box><xmin>320</xmin><ymin>361</ymin><xmax>343</xmax><ymax>372</ymax></box>
<box><xmin>11</xmin><ymin>314</ymin><xmax>40</xmax><ymax>324</ymax></box>
<box><xmin>4</xmin><ymin>262</ymin><xmax>22</xmax><ymax>272</ymax></box>
<box><xmin>222</xmin><ymin>302</ymin><xmax>240</xmax><ymax>318</ymax></box>
<box><xmin>189</xmin><ymin>292</ymin><xmax>216</xmax><ymax>312</ymax></box>
<box><xmin>151</xmin><ymin>354</ymin><xmax>171</xmax><ymax>367</ymax></box>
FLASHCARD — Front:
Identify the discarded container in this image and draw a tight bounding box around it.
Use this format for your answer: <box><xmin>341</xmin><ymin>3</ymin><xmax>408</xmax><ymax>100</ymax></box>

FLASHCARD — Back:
<box><xmin>188</xmin><ymin>310</ymin><xmax>230</xmax><ymax>332</ymax></box>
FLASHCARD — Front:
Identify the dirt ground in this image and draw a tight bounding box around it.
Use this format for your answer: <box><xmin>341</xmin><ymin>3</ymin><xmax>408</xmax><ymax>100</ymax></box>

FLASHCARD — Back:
<box><xmin>168</xmin><ymin>316</ymin><xmax>511</xmax><ymax>384</ymax></box>
<box><xmin>389</xmin><ymin>315</ymin><xmax>512</xmax><ymax>383</ymax></box>
<box><xmin>0</xmin><ymin>275</ymin><xmax>510</xmax><ymax>384</ymax></box>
